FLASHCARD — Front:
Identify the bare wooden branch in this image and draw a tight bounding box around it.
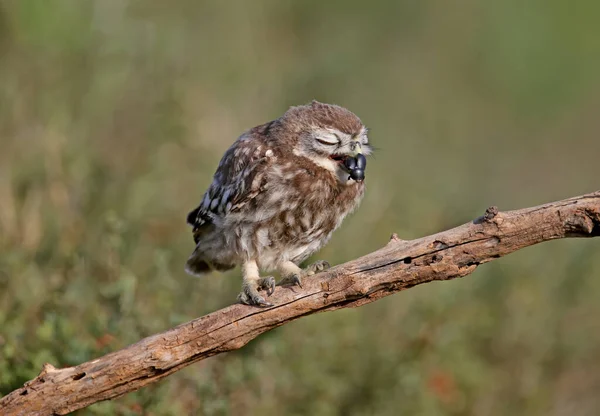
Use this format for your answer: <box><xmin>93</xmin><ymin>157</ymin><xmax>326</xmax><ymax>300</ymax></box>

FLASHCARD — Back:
<box><xmin>2</xmin><ymin>191</ymin><xmax>600</xmax><ymax>415</ymax></box>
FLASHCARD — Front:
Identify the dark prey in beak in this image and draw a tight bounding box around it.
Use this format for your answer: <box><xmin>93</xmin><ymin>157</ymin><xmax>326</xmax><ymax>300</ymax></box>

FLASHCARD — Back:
<box><xmin>343</xmin><ymin>154</ymin><xmax>367</xmax><ymax>182</ymax></box>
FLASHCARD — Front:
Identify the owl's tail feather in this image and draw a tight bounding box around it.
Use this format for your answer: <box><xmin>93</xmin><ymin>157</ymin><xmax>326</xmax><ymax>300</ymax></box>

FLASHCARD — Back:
<box><xmin>185</xmin><ymin>256</ymin><xmax>211</xmax><ymax>276</ymax></box>
<box><xmin>185</xmin><ymin>252</ymin><xmax>234</xmax><ymax>276</ymax></box>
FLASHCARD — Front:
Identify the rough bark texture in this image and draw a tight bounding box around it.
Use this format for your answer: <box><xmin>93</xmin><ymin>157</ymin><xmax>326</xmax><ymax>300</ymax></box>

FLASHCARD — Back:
<box><xmin>2</xmin><ymin>191</ymin><xmax>600</xmax><ymax>415</ymax></box>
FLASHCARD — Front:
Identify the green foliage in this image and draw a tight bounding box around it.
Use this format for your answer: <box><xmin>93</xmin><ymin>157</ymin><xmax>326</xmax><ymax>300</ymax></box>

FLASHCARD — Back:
<box><xmin>1</xmin><ymin>1</ymin><xmax>600</xmax><ymax>414</ymax></box>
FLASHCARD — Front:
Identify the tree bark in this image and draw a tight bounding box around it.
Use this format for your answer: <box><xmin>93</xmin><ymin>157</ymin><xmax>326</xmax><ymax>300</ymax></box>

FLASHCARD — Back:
<box><xmin>2</xmin><ymin>191</ymin><xmax>600</xmax><ymax>415</ymax></box>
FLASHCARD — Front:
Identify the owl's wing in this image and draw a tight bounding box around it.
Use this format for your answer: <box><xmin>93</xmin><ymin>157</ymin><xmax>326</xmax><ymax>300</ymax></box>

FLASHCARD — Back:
<box><xmin>187</xmin><ymin>135</ymin><xmax>271</xmax><ymax>236</ymax></box>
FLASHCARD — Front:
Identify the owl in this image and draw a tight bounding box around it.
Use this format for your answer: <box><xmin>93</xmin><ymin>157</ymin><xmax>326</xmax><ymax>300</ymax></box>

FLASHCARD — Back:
<box><xmin>186</xmin><ymin>101</ymin><xmax>372</xmax><ymax>306</ymax></box>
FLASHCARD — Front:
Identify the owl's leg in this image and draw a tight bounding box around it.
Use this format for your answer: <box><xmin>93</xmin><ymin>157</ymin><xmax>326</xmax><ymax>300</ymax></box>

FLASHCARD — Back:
<box><xmin>237</xmin><ymin>259</ymin><xmax>275</xmax><ymax>307</ymax></box>
<box><xmin>276</xmin><ymin>260</ymin><xmax>330</xmax><ymax>288</ymax></box>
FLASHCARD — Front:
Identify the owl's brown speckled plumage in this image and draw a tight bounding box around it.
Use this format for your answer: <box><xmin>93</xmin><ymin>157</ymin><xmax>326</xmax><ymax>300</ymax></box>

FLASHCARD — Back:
<box><xmin>186</xmin><ymin>101</ymin><xmax>372</xmax><ymax>306</ymax></box>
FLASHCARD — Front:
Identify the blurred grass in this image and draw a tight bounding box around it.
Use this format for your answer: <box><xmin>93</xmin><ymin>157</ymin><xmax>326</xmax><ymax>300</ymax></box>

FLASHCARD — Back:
<box><xmin>1</xmin><ymin>0</ymin><xmax>600</xmax><ymax>414</ymax></box>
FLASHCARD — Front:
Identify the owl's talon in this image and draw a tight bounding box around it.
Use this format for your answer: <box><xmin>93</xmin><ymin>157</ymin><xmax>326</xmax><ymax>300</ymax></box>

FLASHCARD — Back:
<box><xmin>305</xmin><ymin>260</ymin><xmax>331</xmax><ymax>275</ymax></box>
<box><xmin>237</xmin><ymin>284</ymin><xmax>274</xmax><ymax>307</ymax></box>
<box><xmin>277</xmin><ymin>260</ymin><xmax>331</xmax><ymax>288</ymax></box>
<box><xmin>258</xmin><ymin>276</ymin><xmax>276</xmax><ymax>296</ymax></box>
<box><xmin>277</xmin><ymin>273</ymin><xmax>302</xmax><ymax>288</ymax></box>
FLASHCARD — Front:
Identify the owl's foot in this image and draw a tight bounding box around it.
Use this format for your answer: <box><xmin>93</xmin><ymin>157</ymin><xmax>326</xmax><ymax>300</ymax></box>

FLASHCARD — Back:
<box><xmin>304</xmin><ymin>260</ymin><xmax>330</xmax><ymax>276</ymax></box>
<box><xmin>259</xmin><ymin>276</ymin><xmax>276</xmax><ymax>296</ymax></box>
<box><xmin>277</xmin><ymin>273</ymin><xmax>302</xmax><ymax>288</ymax></box>
<box><xmin>277</xmin><ymin>260</ymin><xmax>331</xmax><ymax>289</ymax></box>
<box><xmin>237</xmin><ymin>276</ymin><xmax>275</xmax><ymax>307</ymax></box>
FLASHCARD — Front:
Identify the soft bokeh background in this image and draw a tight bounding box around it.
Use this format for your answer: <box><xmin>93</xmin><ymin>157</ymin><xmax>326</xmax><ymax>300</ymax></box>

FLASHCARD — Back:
<box><xmin>1</xmin><ymin>0</ymin><xmax>600</xmax><ymax>414</ymax></box>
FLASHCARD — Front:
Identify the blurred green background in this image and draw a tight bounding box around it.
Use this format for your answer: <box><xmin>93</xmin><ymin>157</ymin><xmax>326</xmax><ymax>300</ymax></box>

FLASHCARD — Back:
<box><xmin>1</xmin><ymin>0</ymin><xmax>600</xmax><ymax>414</ymax></box>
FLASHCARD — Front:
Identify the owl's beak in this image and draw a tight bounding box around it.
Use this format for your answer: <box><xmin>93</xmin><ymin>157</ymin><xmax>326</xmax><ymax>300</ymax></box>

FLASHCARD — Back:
<box><xmin>350</xmin><ymin>141</ymin><xmax>362</xmax><ymax>157</ymax></box>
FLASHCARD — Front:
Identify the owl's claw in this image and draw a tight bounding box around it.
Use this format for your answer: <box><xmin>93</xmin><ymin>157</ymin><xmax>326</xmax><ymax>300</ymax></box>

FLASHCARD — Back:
<box><xmin>276</xmin><ymin>273</ymin><xmax>302</xmax><ymax>288</ymax></box>
<box><xmin>259</xmin><ymin>276</ymin><xmax>276</xmax><ymax>296</ymax></box>
<box><xmin>304</xmin><ymin>260</ymin><xmax>330</xmax><ymax>275</ymax></box>
<box><xmin>237</xmin><ymin>277</ymin><xmax>275</xmax><ymax>307</ymax></box>
<box><xmin>277</xmin><ymin>260</ymin><xmax>331</xmax><ymax>289</ymax></box>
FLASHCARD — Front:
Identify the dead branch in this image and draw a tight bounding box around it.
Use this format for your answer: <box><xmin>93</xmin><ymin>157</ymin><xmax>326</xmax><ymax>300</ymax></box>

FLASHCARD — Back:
<box><xmin>2</xmin><ymin>191</ymin><xmax>599</xmax><ymax>415</ymax></box>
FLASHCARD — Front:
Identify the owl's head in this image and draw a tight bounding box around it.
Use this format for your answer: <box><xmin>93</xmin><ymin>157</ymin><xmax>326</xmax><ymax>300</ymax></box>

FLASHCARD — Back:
<box><xmin>280</xmin><ymin>101</ymin><xmax>372</xmax><ymax>183</ymax></box>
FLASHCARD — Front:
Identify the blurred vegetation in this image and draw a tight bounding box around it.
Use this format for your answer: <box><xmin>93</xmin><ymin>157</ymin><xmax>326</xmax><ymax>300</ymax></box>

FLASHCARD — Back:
<box><xmin>1</xmin><ymin>0</ymin><xmax>600</xmax><ymax>414</ymax></box>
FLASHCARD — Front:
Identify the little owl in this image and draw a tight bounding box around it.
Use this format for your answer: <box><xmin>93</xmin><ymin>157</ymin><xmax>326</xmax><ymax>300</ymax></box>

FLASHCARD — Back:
<box><xmin>186</xmin><ymin>101</ymin><xmax>371</xmax><ymax>306</ymax></box>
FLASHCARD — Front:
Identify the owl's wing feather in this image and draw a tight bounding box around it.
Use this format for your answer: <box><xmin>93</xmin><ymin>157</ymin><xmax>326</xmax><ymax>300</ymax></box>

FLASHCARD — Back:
<box><xmin>187</xmin><ymin>135</ymin><xmax>270</xmax><ymax>234</ymax></box>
